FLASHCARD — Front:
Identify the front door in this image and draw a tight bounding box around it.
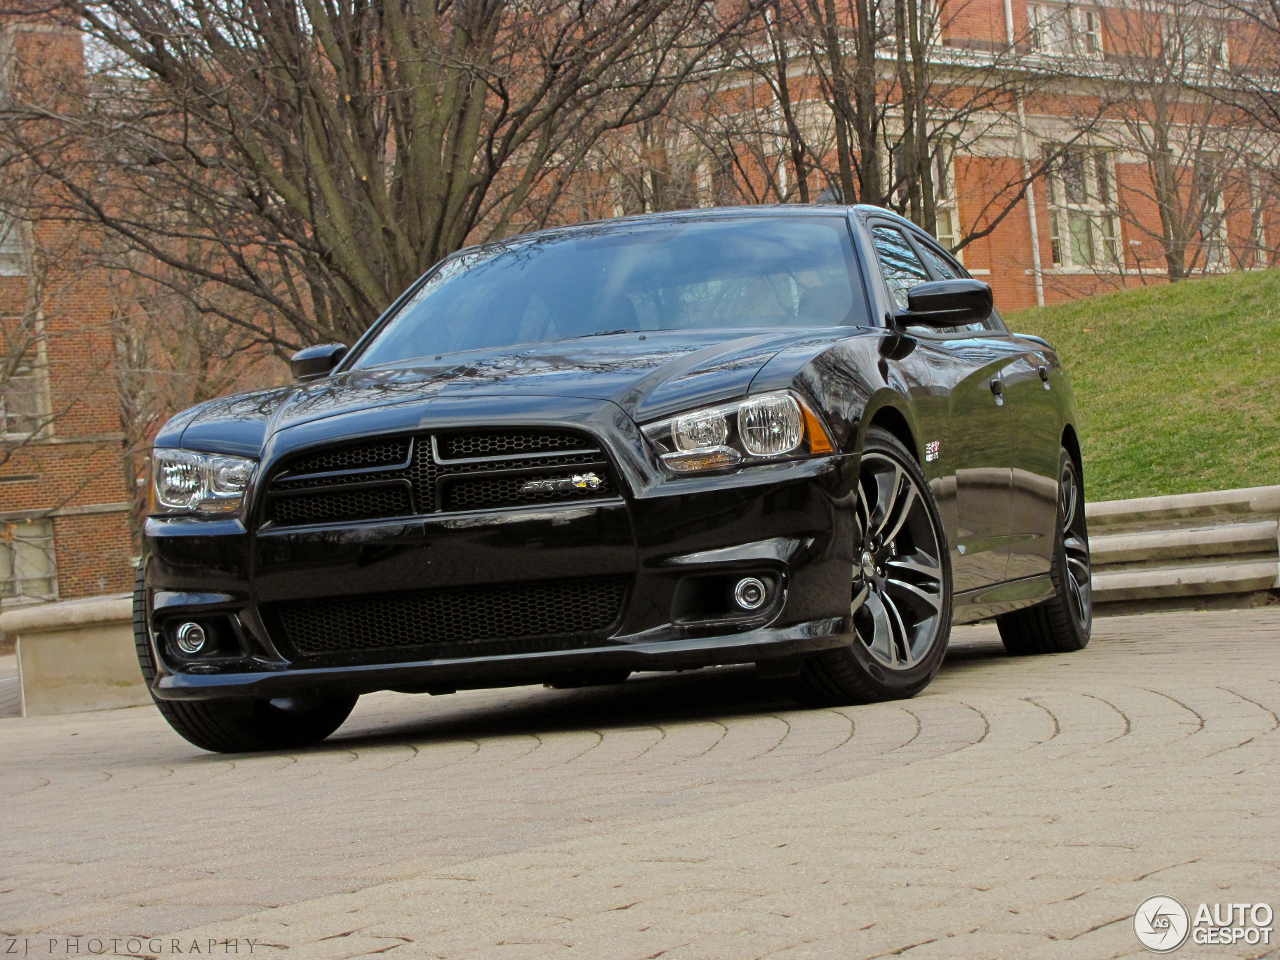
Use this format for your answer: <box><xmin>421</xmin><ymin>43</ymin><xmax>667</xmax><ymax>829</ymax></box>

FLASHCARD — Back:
<box><xmin>868</xmin><ymin>222</ymin><xmax>1013</xmax><ymax>594</ymax></box>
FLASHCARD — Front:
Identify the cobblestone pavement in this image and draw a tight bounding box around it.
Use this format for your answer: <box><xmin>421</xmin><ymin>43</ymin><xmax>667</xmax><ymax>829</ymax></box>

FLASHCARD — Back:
<box><xmin>1</xmin><ymin>609</ymin><xmax>1278</xmax><ymax>960</ymax></box>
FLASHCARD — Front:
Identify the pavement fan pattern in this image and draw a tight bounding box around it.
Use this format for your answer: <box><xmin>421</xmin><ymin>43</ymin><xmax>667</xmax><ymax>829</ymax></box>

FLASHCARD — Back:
<box><xmin>1</xmin><ymin>610</ymin><xmax>1278</xmax><ymax>959</ymax></box>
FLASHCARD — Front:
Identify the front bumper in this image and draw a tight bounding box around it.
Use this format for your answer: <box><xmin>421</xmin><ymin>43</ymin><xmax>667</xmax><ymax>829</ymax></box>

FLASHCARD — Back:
<box><xmin>144</xmin><ymin>401</ymin><xmax>858</xmax><ymax>701</ymax></box>
<box><xmin>152</xmin><ymin>618</ymin><xmax>852</xmax><ymax>700</ymax></box>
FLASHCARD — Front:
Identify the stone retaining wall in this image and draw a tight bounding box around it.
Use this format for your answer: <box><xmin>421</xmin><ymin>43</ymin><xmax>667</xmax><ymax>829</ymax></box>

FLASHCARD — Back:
<box><xmin>1</xmin><ymin>593</ymin><xmax>145</xmax><ymax>717</ymax></box>
<box><xmin>1088</xmin><ymin>485</ymin><xmax>1280</xmax><ymax>606</ymax></box>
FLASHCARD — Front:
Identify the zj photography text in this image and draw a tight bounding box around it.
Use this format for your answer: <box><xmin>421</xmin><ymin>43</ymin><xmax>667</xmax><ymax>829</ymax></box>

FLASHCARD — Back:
<box><xmin>4</xmin><ymin>938</ymin><xmax>262</xmax><ymax>956</ymax></box>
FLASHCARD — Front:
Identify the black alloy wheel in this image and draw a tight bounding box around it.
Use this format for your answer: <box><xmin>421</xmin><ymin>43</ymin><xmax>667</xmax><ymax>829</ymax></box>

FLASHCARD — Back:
<box><xmin>793</xmin><ymin>426</ymin><xmax>952</xmax><ymax>705</ymax></box>
<box><xmin>996</xmin><ymin>449</ymin><xmax>1092</xmax><ymax>654</ymax></box>
<box><xmin>132</xmin><ymin>568</ymin><xmax>359</xmax><ymax>753</ymax></box>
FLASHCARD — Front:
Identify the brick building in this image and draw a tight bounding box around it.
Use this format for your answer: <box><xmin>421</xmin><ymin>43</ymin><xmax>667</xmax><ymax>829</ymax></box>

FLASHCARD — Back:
<box><xmin>0</xmin><ymin>1</ymin><xmax>1273</xmax><ymax>610</ymax></box>
<box><xmin>642</xmin><ymin>0</ymin><xmax>1280</xmax><ymax>312</ymax></box>
<box><xmin>0</xmin><ymin>20</ymin><xmax>133</xmax><ymax>608</ymax></box>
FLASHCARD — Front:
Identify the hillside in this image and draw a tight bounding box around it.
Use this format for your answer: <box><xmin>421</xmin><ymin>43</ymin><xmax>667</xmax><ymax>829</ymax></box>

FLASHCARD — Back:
<box><xmin>1008</xmin><ymin>269</ymin><xmax>1280</xmax><ymax>502</ymax></box>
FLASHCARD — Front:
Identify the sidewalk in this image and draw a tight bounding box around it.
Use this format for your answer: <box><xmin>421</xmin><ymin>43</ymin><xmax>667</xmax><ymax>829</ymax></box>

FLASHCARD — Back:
<box><xmin>2</xmin><ymin>610</ymin><xmax>1277</xmax><ymax>959</ymax></box>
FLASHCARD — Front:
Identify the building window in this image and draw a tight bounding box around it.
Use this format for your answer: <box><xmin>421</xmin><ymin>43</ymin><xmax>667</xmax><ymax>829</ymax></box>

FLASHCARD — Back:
<box><xmin>1247</xmin><ymin>165</ymin><xmax>1270</xmax><ymax>269</ymax></box>
<box><xmin>0</xmin><ymin>217</ymin><xmax>25</xmax><ymax>277</ymax></box>
<box><xmin>876</xmin><ymin>0</ymin><xmax>944</xmax><ymax>46</ymax></box>
<box><xmin>1195</xmin><ymin>153</ymin><xmax>1229</xmax><ymax>271</ymax></box>
<box><xmin>0</xmin><ymin>518</ymin><xmax>57</xmax><ymax>602</ymax></box>
<box><xmin>710</xmin><ymin>151</ymin><xmax>737</xmax><ymax>206</ymax></box>
<box><xmin>1</xmin><ymin>346</ymin><xmax>47</xmax><ymax>438</ymax></box>
<box><xmin>1044</xmin><ymin>145</ymin><xmax>1121</xmax><ymax>268</ymax></box>
<box><xmin>934</xmin><ymin>152</ymin><xmax>962</xmax><ymax>261</ymax></box>
<box><xmin>1165</xmin><ymin>18</ymin><xmax>1229</xmax><ymax>70</ymax></box>
<box><xmin>1029</xmin><ymin>3</ymin><xmax>1103</xmax><ymax>58</ymax></box>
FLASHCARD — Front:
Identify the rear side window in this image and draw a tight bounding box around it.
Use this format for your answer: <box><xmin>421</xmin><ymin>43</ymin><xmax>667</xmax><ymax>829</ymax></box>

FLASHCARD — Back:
<box><xmin>912</xmin><ymin>233</ymin><xmax>1006</xmax><ymax>334</ymax></box>
<box><xmin>916</xmin><ymin>242</ymin><xmax>962</xmax><ymax>280</ymax></box>
<box><xmin>873</xmin><ymin>223</ymin><xmax>1005</xmax><ymax>335</ymax></box>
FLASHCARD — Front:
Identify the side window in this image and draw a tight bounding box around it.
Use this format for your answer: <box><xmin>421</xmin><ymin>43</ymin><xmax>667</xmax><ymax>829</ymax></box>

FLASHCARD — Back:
<box><xmin>913</xmin><ymin>234</ymin><xmax>1007</xmax><ymax>334</ymax></box>
<box><xmin>916</xmin><ymin>240</ymin><xmax>963</xmax><ymax>280</ymax></box>
<box><xmin>870</xmin><ymin>225</ymin><xmax>929</xmax><ymax>312</ymax></box>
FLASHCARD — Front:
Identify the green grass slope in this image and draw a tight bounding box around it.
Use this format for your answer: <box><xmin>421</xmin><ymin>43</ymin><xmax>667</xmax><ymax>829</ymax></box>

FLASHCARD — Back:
<box><xmin>1008</xmin><ymin>269</ymin><xmax>1280</xmax><ymax>502</ymax></box>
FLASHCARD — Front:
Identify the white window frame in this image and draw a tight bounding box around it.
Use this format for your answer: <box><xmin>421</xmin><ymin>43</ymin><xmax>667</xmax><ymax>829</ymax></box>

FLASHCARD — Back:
<box><xmin>877</xmin><ymin>143</ymin><xmax>964</xmax><ymax>263</ymax></box>
<box><xmin>0</xmin><ymin>216</ymin><xmax>27</xmax><ymax>277</ymax></box>
<box><xmin>1045</xmin><ymin>145</ymin><xmax>1122</xmax><ymax>269</ymax></box>
<box><xmin>1</xmin><ymin>317</ymin><xmax>52</xmax><ymax>441</ymax></box>
<box><xmin>934</xmin><ymin>151</ymin><xmax>963</xmax><ymax>263</ymax></box>
<box><xmin>1196</xmin><ymin>153</ymin><xmax>1229</xmax><ymax>272</ymax></box>
<box><xmin>0</xmin><ymin>518</ymin><xmax>58</xmax><ymax>603</ymax></box>
<box><xmin>1165</xmin><ymin>17</ymin><xmax>1230</xmax><ymax>71</ymax></box>
<box><xmin>1029</xmin><ymin>3</ymin><xmax>1104</xmax><ymax>58</ymax></box>
<box><xmin>876</xmin><ymin>0</ymin><xmax>945</xmax><ymax>48</ymax></box>
<box><xmin>1247</xmin><ymin>165</ymin><xmax>1270</xmax><ymax>269</ymax></box>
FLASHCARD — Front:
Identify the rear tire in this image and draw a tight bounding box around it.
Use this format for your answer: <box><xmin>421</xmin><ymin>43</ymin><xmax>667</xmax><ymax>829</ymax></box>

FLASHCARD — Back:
<box><xmin>792</xmin><ymin>427</ymin><xmax>953</xmax><ymax>706</ymax></box>
<box><xmin>996</xmin><ymin>449</ymin><xmax>1092</xmax><ymax>655</ymax></box>
<box><xmin>133</xmin><ymin>568</ymin><xmax>358</xmax><ymax>753</ymax></box>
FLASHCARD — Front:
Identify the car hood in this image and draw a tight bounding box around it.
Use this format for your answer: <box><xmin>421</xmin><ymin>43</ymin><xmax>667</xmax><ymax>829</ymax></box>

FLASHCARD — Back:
<box><xmin>163</xmin><ymin>329</ymin><xmax>855</xmax><ymax>457</ymax></box>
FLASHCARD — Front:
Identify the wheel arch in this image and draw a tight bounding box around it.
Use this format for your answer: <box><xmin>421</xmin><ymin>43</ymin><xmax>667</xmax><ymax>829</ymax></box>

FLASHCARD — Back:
<box><xmin>1061</xmin><ymin>423</ymin><xmax>1083</xmax><ymax>487</ymax></box>
<box><xmin>861</xmin><ymin>400</ymin><xmax>919</xmax><ymax>462</ymax></box>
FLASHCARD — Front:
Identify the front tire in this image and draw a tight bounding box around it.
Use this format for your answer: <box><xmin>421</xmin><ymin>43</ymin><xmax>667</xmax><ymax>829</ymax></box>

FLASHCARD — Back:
<box><xmin>792</xmin><ymin>427</ymin><xmax>953</xmax><ymax>706</ymax></box>
<box><xmin>996</xmin><ymin>449</ymin><xmax>1092</xmax><ymax>655</ymax></box>
<box><xmin>133</xmin><ymin>569</ymin><xmax>358</xmax><ymax>753</ymax></box>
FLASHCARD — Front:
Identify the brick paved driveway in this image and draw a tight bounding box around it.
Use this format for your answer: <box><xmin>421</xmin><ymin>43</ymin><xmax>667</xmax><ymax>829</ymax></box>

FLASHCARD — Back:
<box><xmin>1</xmin><ymin>609</ymin><xmax>1278</xmax><ymax>959</ymax></box>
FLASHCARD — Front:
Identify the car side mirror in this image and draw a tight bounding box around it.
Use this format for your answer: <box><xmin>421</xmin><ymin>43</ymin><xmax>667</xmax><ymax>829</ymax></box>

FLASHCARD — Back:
<box><xmin>291</xmin><ymin>343</ymin><xmax>349</xmax><ymax>382</ymax></box>
<box><xmin>903</xmin><ymin>278</ymin><xmax>993</xmax><ymax>327</ymax></box>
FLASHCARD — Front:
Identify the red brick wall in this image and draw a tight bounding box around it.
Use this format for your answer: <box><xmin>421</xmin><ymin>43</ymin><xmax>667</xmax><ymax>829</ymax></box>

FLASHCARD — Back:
<box><xmin>0</xmin><ymin>18</ymin><xmax>132</xmax><ymax>602</ymax></box>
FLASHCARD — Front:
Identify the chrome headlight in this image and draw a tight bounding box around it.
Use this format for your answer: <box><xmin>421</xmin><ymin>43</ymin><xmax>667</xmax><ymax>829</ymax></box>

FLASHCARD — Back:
<box><xmin>643</xmin><ymin>391</ymin><xmax>834</xmax><ymax>474</ymax></box>
<box><xmin>151</xmin><ymin>450</ymin><xmax>257</xmax><ymax>517</ymax></box>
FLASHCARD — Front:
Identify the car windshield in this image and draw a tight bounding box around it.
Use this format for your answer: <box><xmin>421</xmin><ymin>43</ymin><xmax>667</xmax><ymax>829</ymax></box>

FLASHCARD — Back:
<box><xmin>352</xmin><ymin>216</ymin><xmax>867</xmax><ymax>368</ymax></box>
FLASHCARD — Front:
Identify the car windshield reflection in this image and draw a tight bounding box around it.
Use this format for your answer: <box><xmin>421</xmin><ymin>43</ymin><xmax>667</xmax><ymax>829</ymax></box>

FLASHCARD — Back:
<box><xmin>352</xmin><ymin>216</ymin><xmax>868</xmax><ymax>368</ymax></box>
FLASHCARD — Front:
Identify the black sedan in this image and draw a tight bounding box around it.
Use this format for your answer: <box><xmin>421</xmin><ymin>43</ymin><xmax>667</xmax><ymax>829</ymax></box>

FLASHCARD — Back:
<box><xmin>138</xmin><ymin>206</ymin><xmax>1092</xmax><ymax>752</ymax></box>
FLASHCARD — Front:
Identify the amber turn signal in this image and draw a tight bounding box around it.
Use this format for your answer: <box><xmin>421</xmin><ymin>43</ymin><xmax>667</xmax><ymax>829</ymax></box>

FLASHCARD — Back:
<box><xmin>798</xmin><ymin>399</ymin><xmax>835</xmax><ymax>454</ymax></box>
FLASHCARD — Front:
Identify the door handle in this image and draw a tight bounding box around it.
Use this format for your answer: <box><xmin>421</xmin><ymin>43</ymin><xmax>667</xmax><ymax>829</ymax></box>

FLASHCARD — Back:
<box><xmin>989</xmin><ymin>377</ymin><xmax>1004</xmax><ymax>396</ymax></box>
<box><xmin>1037</xmin><ymin>365</ymin><xmax>1050</xmax><ymax>382</ymax></box>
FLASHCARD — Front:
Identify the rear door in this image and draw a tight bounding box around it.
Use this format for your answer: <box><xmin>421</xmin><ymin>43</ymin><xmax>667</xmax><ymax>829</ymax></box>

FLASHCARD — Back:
<box><xmin>998</xmin><ymin>343</ymin><xmax>1061</xmax><ymax>579</ymax></box>
<box><xmin>867</xmin><ymin>222</ymin><xmax>1015</xmax><ymax>593</ymax></box>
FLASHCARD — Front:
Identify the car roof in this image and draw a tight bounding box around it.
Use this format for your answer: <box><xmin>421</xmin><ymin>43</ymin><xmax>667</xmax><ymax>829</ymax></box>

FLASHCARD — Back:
<box><xmin>449</xmin><ymin>204</ymin><xmax>899</xmax><ymax>257</ymax></box>
<box><xmin>444</xmin><ymin>203</ymin><xmax>926</xmax><ymax>265</ymax></box>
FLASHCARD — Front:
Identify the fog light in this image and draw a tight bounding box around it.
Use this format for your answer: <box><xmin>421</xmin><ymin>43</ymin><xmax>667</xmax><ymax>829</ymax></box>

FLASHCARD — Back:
<box><xmin>733</xmin><ymin>577</ymin><xmax>767</xmax><ymax>611</ymax></box>
<box><xmin>175</xmin><ymin>622</ymin><xmax>207</xmax><ymax>654</ymax></box>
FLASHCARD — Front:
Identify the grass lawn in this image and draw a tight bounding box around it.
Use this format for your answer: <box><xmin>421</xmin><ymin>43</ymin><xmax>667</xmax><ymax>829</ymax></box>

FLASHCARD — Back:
<box><xmin>1007</xmin><ymin>268</ymin><xmax>1280</xmax><ymax>502</ymax></box>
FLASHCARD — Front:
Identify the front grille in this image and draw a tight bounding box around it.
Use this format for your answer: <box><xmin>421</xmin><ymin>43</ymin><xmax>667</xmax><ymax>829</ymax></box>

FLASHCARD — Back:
<box><xmin>265</xmin><ymin>428</ymin><xmax>614</xmax><ymax>526</ymax></box>
<box><xmin>270</xmin><ymin>577</ymin><xmax>627</xmax><ymax>658</ymax></box>
<box><xmin>438</xmin><ymin>430</ymin><xmax>586</xmax><ymax>459</ymax></box>
<box><xmin>271</xmin><ymin>484</ymin><xmax>412</xmax><ymax>525</ymax></box>
<box><xmin>288</xmin><ymin>438</ymin><xmax>410</xmax><ymax>475</ymax></box>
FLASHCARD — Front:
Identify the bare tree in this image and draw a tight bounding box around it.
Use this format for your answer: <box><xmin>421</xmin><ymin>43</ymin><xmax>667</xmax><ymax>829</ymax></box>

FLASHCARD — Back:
<box><xmin>674</xmin><ymin>0</ymin><xmax>1089</xmax><ymax>257</ymax></box>
<box><xmin>0</xmin><ymin>211</ymin><xmax>106</xmax><ymax>472</ymax></box>
<box><xmin>109</xmin><ymin>254</ymin><xmax>285</xmax><ymax>538</ymax></box>
<box><xmin>0</xmin><ymin>0</ymin><xmax>762</xmax><ymax>351</ymax></box>
<box><xmin>1205</xmin><ymin>0</ymin><xmax>1280</xmax><ymax>130</ymax></box>
<box><xmin>1072</xmin><ymin>0</ymin><xmax>1266</xmax><ymax>280</ymax></box>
